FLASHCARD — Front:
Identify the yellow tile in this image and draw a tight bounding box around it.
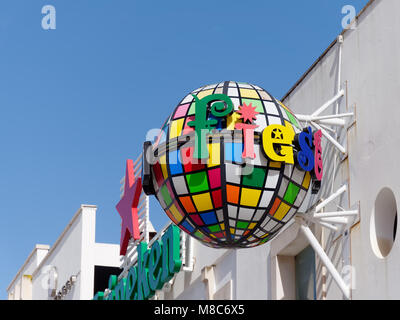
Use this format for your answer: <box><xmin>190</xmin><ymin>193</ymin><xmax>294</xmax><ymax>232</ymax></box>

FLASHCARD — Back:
<box><xmin>220</xmin><ymin>223</ymin><xmax>225</xmax><ymax>231</ymax></box>
<box><xmin>261</xmin><ymin>233</ymin><xmax>269</xmax><ymax>239</ymax></box>
<box><xmin>269</xmin><ymin>162</ymin><xmax>282</xmax><ymax>169</ymax></box>
<box><xmin>196</xmin><ymin>89</ymin><xmax>214</xmax><ymax>100</ymax></box>
<box><xmin>302</xmin><ymin>172</ymin><xmax>311</xmax><ymax>189</ymax></box>
<box><xmin>208</xmin><ymin>143</ymin><xmax>220</xmax><ymax>167</ymax></box>
<box><xmin>240</xmin><ymin>89</ymin><xmax>259</xmax><ymax>99</ymax></box>
<box><xmin>249</xmin><ymin>223</ymin><xmax>257</xmax><ymax>229</ymax></box>
<box><xmin>169</xmin><ymin>204</ymin><xmax>183</xmax><ymax>223</ymax></box>
<box><xmin>169</xmin><ymin>118</ymin><xmax>184</xmax><ymax>139</ymax></box>
<box><xmin>160</xmin><ymin>155</ymin><xmax>168</xmax><ymax>179</ymax></box>
<box><xmin>274</xmin><ymin>203</ymin><xmax>291</xmax><ymax>221</ymax></box>
<box><xmin>230</xmin><ymin>228</ymin><xmax>235</xmax><ymax>234</ymax></box>
<box><xmin>192</xmin><ymin>193</ymin><xmax>213</xmax><ymax>212</ymax></box>
<box><xmin>240</xmin><ymin>188</ymin><xmax>262</xmax><ymax>207</ymax></box>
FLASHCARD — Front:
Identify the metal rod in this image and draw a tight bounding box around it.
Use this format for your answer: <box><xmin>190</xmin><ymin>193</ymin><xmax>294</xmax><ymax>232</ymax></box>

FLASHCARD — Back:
<box><xmin>311</xmin><ymin>89</ymin><xmax>345</xmax><ymax>117</ymax></box>
<box><xmin>300</xmin><ymin>224</ymin><xmax>350</xmax><ymax>299</ymax></box>
<box><xmin>311</xmin><ymin>121</ymin><xmax>347</xmax><ymax>154</ymax></box>
<box><xmin>313</xmin><ymin>210</ymin><xmax>359</xmax><ymax>218</ymax></box>
<box><xmin>319</xmin><ymin>217</ymin><xmax>349</xmax><ymax>225</ymax></box>
<box><xmin>316</xmin><ymin>185</ymin><xmax>347</xmax><ymax>213</ymax></box>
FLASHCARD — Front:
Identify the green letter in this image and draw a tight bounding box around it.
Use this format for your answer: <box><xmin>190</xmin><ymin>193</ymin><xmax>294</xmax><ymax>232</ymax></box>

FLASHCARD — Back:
<box><xmin>148</xmin><ymin>240</ymin><xmax>163</xmax><ymax>291</ymax></box>
<box><xmin>161</xmin><ymin>225</ymin><xmax>182</xmax><ymax>283</ymax></box>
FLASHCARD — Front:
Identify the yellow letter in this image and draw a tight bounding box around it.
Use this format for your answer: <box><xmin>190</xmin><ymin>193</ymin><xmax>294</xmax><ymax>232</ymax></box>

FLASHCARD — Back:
<box><xmin>262</xmin><ymin>121</ymin><xmax>295</xmax><ymax>164</ymax></box>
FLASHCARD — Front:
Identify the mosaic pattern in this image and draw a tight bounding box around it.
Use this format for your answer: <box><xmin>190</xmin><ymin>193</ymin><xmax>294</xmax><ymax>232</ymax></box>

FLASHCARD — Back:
<box><xmin>151</xmin><ymin>81</ymin><xmax>309</xmax><ymax>248</ymax></box>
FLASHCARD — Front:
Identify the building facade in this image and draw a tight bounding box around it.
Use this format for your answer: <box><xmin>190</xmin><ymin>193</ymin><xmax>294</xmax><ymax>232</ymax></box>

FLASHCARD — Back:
<box><xmin>7</xmin><ymin>205</ymin><xmax>121</xmax><ymax>300</ymax></box>
<box><xmin>9</xmin><ymin>0</ymin><xmax>400</xmax><ymax>300</ymax></box>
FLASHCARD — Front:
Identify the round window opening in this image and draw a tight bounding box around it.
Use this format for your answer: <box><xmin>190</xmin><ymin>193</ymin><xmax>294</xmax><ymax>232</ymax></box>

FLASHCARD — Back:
<box><xmin>370</xmin><ymin>188</ymin><xmax>398</xmax><ymax>258</ymax></box>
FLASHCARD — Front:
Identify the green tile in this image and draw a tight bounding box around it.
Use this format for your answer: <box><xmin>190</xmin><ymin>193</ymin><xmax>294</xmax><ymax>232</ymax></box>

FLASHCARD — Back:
<box><xmin>160</xmin><ymin>185</ymin><xmax>172</xmax><ymax>206</ymax></box>
<box><xmin>283</xmin><ymin>182</ymin><xmax>300</xmax><ymax>204</ymax></box>
<box><xmin>236</xmin><ymin>221</ymin><xmax>249</xmax><ymax>229</ymax></box>
<box><xmin>285</xmin><ymin>110</ymin><xmax>301</xmax><ymax>130</ymax></box>
<box><xmin>194</xmin><ymin>231</ymin><xmax>204</xmax><ymax>239</ymax></box>
<box><xmin>188</xmin><ymin>102</ymin><xmax>196</xmax><ymax>115</ymax></box>
<box><xmin>208</xmin><ymin>225</ymin><xmax>221</xmax><ymax>233</ymax></box>
<box><xmin>242</xmin><ymin>167</ymin><xmax>266</xmax><ymax>188</ymax></box>
<box><xmin>241</xmin><ymin>98</ymin><xmax>264</xmax><ymax>114</ymax></box>
<box><xmin>186</xmin><ymin>171</ymin><xmax>209</xmax><ymax>193</ymax></box>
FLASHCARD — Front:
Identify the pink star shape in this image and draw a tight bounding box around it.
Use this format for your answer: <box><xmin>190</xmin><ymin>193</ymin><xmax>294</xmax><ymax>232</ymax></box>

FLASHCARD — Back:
<box><xmin>116</xmin><ymin>159</ymin><xmax>142</xmax><ymax>255</ymax></box>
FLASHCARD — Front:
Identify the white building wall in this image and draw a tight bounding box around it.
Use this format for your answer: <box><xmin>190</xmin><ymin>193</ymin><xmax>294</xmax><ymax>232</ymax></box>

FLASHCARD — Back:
<box><xmin>7</xmin><ymin>244</ymin><xmax>50</xmax><ymax>300</ymax></box>
<box><xmin>32</xmin><ymin>209</ymin><xmax>84</xmax><ymax>300</ymax></box>
<box><xmin>276</xmin><ymin>0</ymin><xmax>400</xmax><ymax>300</ymax></box>
<box><xmin>28</xmin><ymin>204</ymin><xmax>121</xmax><ymax>300</ymax></box>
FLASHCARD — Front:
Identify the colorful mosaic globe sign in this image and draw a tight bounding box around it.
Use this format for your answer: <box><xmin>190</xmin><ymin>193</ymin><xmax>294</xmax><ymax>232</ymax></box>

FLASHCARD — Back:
<box><xmin>142</xmin><ymin>81</ymin><xmax>323</xmax><ymax>249</ymax></box>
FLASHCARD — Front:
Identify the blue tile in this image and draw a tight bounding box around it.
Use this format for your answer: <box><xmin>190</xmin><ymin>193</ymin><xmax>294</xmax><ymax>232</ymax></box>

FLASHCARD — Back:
<box><xmin>225</xmin><ymin>142</ymin><xmax>243</xmax><ymax>163</ymax></box>
<box><xmin>181</xmin><ymin>220</ymin><xmax>194</xmax><ymax>232</ymax></box>
<box><xmin>169</xmin><ymin>150</ymin><xmax>183</xmax><ymax>175</ymax></box>
<box><xmin>200</xmin><ymin>211</ymin><xmax>218</xmax><ymax>225</ymax></box>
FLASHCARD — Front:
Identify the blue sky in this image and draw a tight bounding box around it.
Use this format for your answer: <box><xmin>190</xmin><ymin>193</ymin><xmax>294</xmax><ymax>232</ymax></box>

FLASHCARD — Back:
<box><xmin>0</xmin><ymin>0</ymin><xmax>369</xmax><ymax>298</ymax></box>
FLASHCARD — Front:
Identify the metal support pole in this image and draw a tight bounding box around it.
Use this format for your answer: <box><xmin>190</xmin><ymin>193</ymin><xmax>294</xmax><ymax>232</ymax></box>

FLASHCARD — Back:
<box><xmin>299</xmin><ymin>223</ymin><xmax>350</xmax><ymax>300</ymax></box>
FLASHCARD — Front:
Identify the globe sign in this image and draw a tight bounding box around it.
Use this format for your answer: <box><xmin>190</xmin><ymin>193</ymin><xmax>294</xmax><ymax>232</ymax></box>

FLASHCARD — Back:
<box><xmin>143</xmin><ymin>81</ymin><xmax>323</xmax><ymax>249</ymax></box>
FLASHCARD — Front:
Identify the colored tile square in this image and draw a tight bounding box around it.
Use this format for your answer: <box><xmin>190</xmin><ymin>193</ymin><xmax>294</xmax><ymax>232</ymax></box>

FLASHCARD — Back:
<box><xmin>208</xmin><ymin>225</ymin><xmax>221</xmax><ymax>233</ymax></box>
<box><xmin>242</xmin><ymin>167</ymin><xmax>266</xmax><ymax>188</ymax></box>
<box><xmin>211</xmin><ymin>189</ymin><xmax>222</xmax><ymax>208</ymax></box>
<box><xmin>285</xmin><ymin>109</ymin><xmax>301</xmax><ymax>130</ymax></box>
<box><xmin>181</xmin><ymin>147</ymin><xmax>206</xmax><ymax>172</ymax></box>
<box><xmin>165</xmin><ymin>209</ymin><xmax>178</xmax><ymax>225</ymax></box>
<box><xmin>169</xmin><ymin>204</ymin><xmax>183</xmax><ymax>223</ymax></box>
<box><xmin>242</xmin><ymin>98</ymin><xmax>264</xmax><ymax>113</ymax></box>
<box><xmin>160</xmin><ymin>184</ymin><xmax>173</xmax><ymax>207</ymax></box>
<box><xmin>207</xmin><ymin>143</ymin><xmax>221</xmax><ymax>167</ymax></box>
<box><xmin>226</xmin><ymin>184</ymin><xmax>240</xmax><ymax>204</ymax></box>
<box><xmin>181</xmin><ymin>220</ymin><xmax>195</xmax><ymax>233</ymax></box>
<box><xmin>263</xmin><ymin>101</ymin><xmax>279</xmax><ymax>115</ymax></box>
<box><xmin>265</xmin><ymin>170</ymin><xmax>280</xmax><ymax>189</ymax></box>
<box><xmin>196</xmin><ymin>89</ymin><xmax>214</xmax><ymax>99</ymax></box>
<box><xmin>283</xmin><ymin>182</ymin><xmax>300</xmax><ymax>204</ymax></box>
<box><xmin>172</xmin><ymin>176</ymin><xmax>188</xmax><ymax>195</ymax></box>
<box><xmin>269</xmin><ymin>198</ymin><xmax>281</xmax><ymax>215</ymax></box>
<box><xmin>200</xmin><ymin>211</ymin><xmax>218</xmax><ymax>225</ymax></box>
<box><xmin>225</xmin><ymin>142</ymin><xmax>243</xmax><ymax>163</ymax></box>
<box><xmin>187</xmin><ymin>101</ymin><xmax>196</xmax><ymax>115</ymax></box>
<box><xmin>302</xmin><ymin>172</ymin><xmax>311</xmax><ymax>189</ymax></box>
<box><xmin>240</xmin><ymin>188</ymin><xmax>262</xmax><ymax>207</ymax></box>
<box><xmin>153</xmin><ymin>162</ymin><xmax>164</xmax><ymax>188</ymax></box>
<box><xmin>173</xmin><ymin>104</ymin><xmax>190</xmax><ymax>119</ymax></box>
<box><xmin>169</xmin><ymin>118</ymin><xmax>184</xmax><ymax>139</ymax></box>
<box><xmin>258</xmin><ymin>90</ymin><xmax>272</xmax><ymax>100</ymax></box>
<box><xmin>259</xmin><ymin>191</ymin><xmax>274</xmax><ymax>208</ymax></box>
<box><xmin>267</xmin><ymin>116</ymin><xmax>282</xmax><ymax>125</ymax></box>
<box><xmin>208</xmin><ymin>168</ymin><xmax>221</xmax><ymax>189</ymax></box>
<box><xmin>179</xmin><ymin>196</ymin><xmax>197</xmax><ymax>213</ymax></box>
<box><xmin>160</xmin><ymin>155</ymin><xmax>169</xmax><ymax>179</ymax></box>
<box><xmin>182</xmin><ymin>116</ymin><xmax>195</xmax><ymax>135</ymax></box>
<box><xmin>190</xmin><ymin>214</ymin><xmax>204</xmax><ymax>226</ymax></box>
<box><xmin>240</xmin><ymin>89</ymin><xmax>259</xmax><ymax>99</ymax></box>
<box><xmin>186</xmin><ymin>171</ymin><xmax>209</xmax><ymax>193</ymax></box>
<box><xmin>236</xmin><ymin>221</ymin><xmax>249</xmax><ymax>229</ymax></box>
<box><xmin>274</xmin><ymin>202</ymin><xmax>291</xmax><ymax>221</ymax></box>
<box><xmin>169</xmin><ymin>150</ymin><xmax>183</xmax><ymax>175</ymax></box>
<box><xmin>226</xmin><ymin>163</ymin><xmax>241</xmax><ymax>184</ymax></box>
<box><xmin>269</xmin><ymin>162</ymin><xmax>282</xmax><ymax>169</ymax></box>
<box><xmin>192</xmin><ymin>193</ymin><xmax>213</xmax><ymax>212</ymax></box>
<box><xmin>228</xmin><ymin>205</ymin><xmax>238</xmax><ymax>219</ymax></box>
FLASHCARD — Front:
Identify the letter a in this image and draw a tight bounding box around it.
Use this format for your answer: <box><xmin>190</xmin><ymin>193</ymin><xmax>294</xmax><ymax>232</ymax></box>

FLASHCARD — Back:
<box><xmin>42</xmin><ymin>5</ymin><xmax>56</xmax><ymax>30</ymax></box>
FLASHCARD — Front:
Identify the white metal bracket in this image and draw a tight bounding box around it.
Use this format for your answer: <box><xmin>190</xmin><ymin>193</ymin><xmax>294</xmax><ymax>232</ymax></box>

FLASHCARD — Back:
<box><xmin>295</xmin><ymin>35</ymin><xmax>352</xmax><ymax>156</ymax></box>
<box><xmin>296</xmin><ymin>184</ymin><xmax>360</xmax><ymax>300</ymax></box>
